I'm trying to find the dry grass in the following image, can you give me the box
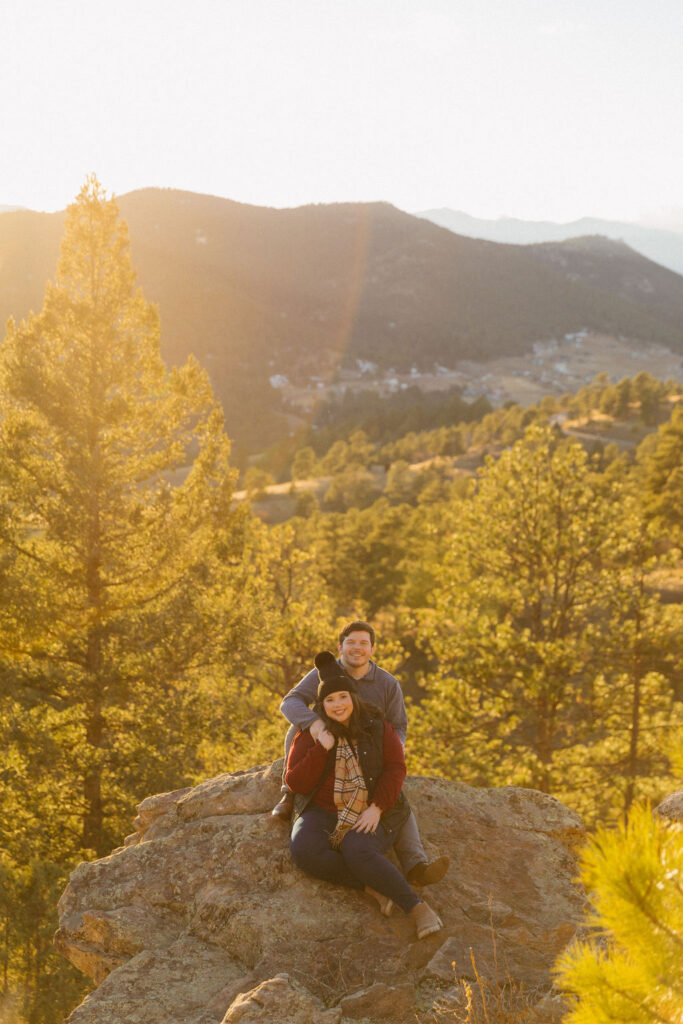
[426,949,546,1024]
[420,912,551,1024]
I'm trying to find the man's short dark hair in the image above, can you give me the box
[338,620,375,646]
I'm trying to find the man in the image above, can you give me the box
[272,620,449,887]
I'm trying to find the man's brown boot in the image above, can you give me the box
[406,855,450,887]
[271,791,294,821]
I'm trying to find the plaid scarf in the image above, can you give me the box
[329,736,368,849]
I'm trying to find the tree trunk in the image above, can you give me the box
[82,467,105,853]
[82,696,104,854]
[2,918,8,996]
[536,693,554,793]
[623,572,645,818]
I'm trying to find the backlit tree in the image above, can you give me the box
[0,177,247,857]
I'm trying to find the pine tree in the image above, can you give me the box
[556,802,683,1024]
[0,177,251,853]
[637,403,683,546]
[554,524,682,823]
[409,425,681,812]
[291,445,317,481]
[0,177,255,1019]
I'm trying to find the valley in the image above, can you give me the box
[274,332,683,417]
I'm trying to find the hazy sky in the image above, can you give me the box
[3,0,682,225]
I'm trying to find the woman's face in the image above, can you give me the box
[323,690,354,725]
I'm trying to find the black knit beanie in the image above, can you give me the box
[314,651,358,701]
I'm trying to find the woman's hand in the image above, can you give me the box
[352,803,381,833]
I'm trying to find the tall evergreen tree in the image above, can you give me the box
[0,176,249,854]
[0,177,255,1021]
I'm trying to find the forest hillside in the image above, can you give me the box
[2,188,683,454]
[0,183,681,1024]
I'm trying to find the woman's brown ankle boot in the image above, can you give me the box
[364,886,394,917]
[409,900,443,939]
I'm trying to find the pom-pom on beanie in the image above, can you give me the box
[314,650,358,701]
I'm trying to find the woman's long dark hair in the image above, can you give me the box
[313,691,384,741]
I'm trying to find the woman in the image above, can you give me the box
[286,650,442,940]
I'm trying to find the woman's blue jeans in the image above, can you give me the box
[290,805,421,914]
[282,723,427,875]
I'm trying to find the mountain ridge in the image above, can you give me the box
[2,188,682,452]
[417,207,683,276]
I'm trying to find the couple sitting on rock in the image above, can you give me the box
[271,620,448,940]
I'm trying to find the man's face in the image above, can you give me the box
[338,630,374,673]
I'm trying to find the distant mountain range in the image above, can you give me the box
[1,189,683,452]
[417,209,683,277]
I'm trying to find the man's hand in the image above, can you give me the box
[310,719,335,750]
[309,719,325,741]
[352,804,381,834]
[317,728,335,750]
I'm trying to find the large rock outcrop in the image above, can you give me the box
[56,762,588,1023]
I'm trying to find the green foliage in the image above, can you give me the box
[412,426,620,789]
[379,423,468,466]
[469,402,542,448]
[0,854,87,1024]
[0,178,253,1021]
[317,429,377,478]
[636,402,683,545]
[293,488,320,518]
[293,386,490,460]
[0,183,679,1024]
[191,518,340,775]
[295,373,676,513]
[323,468,381,511]
[384,460,415,503]
[243,465,275,500]
[319,439,351,475]
[556,668,682,824]
[0,699,92,1020]
[409,425,681,818]
[556,803,683,1024]
[291,445,317,481]
[0,175,246,852]
[569,371,677,426]
[308,499,427,618]
[240,519,337,698]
